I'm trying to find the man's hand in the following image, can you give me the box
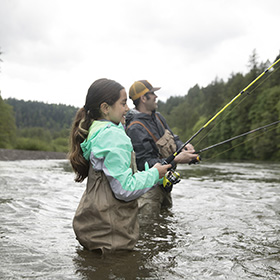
[174,149,198,164]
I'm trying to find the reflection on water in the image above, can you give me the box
[0,160,279,279]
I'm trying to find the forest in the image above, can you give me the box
[0,51,279,161]
[0,98,77,153]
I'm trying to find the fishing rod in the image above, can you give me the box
[197,120,280,154]
[163,58,280,165]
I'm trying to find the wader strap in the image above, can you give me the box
[155,114,166,129]
[126,121,158,142]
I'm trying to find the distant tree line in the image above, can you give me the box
[5,98,77,131]
[0,98,78,152]
[0,50,279,160]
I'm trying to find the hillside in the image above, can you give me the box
[5,98,78,131]
[0,98,78,152]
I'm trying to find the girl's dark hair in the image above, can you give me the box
[68,78,124,182]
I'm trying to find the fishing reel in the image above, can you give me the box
[163,169,181,192]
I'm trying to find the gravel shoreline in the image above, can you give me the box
[0,149,68,161]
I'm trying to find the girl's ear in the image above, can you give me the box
[100,102,109,116]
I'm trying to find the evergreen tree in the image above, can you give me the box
[0,94,17,148]
[5,98,77,131]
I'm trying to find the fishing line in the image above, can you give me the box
[200,122,280,162]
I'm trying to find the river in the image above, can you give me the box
[0,160,279,279]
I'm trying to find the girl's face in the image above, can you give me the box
[107,89,129,125]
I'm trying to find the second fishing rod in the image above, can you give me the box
[197,120,280,154]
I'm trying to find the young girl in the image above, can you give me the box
[69,78,171,254]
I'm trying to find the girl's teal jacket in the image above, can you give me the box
[81,120,160,202]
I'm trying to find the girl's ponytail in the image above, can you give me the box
[68,108,92,182]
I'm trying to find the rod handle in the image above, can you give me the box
[163,153,176,165]
[189,155,201,165]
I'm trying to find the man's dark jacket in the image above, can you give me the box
[125,109,183,171]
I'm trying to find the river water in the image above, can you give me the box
[0,159,279,279]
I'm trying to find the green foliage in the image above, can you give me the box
[51,137,69,153]
[14,133,69,153]
[5,98,77,131]
[14,127,70,153]
[18,127,52,142]
[15,137,51,151]
[0,94,17,148]
[247,86,280,160]
[0,99,77,153]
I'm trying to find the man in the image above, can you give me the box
[125,80,198,216]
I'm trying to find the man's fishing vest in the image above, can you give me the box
[127,114,177,159]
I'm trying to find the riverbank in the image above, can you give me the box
[0,149,68,161]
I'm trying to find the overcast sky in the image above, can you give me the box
[0,0,279,108]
